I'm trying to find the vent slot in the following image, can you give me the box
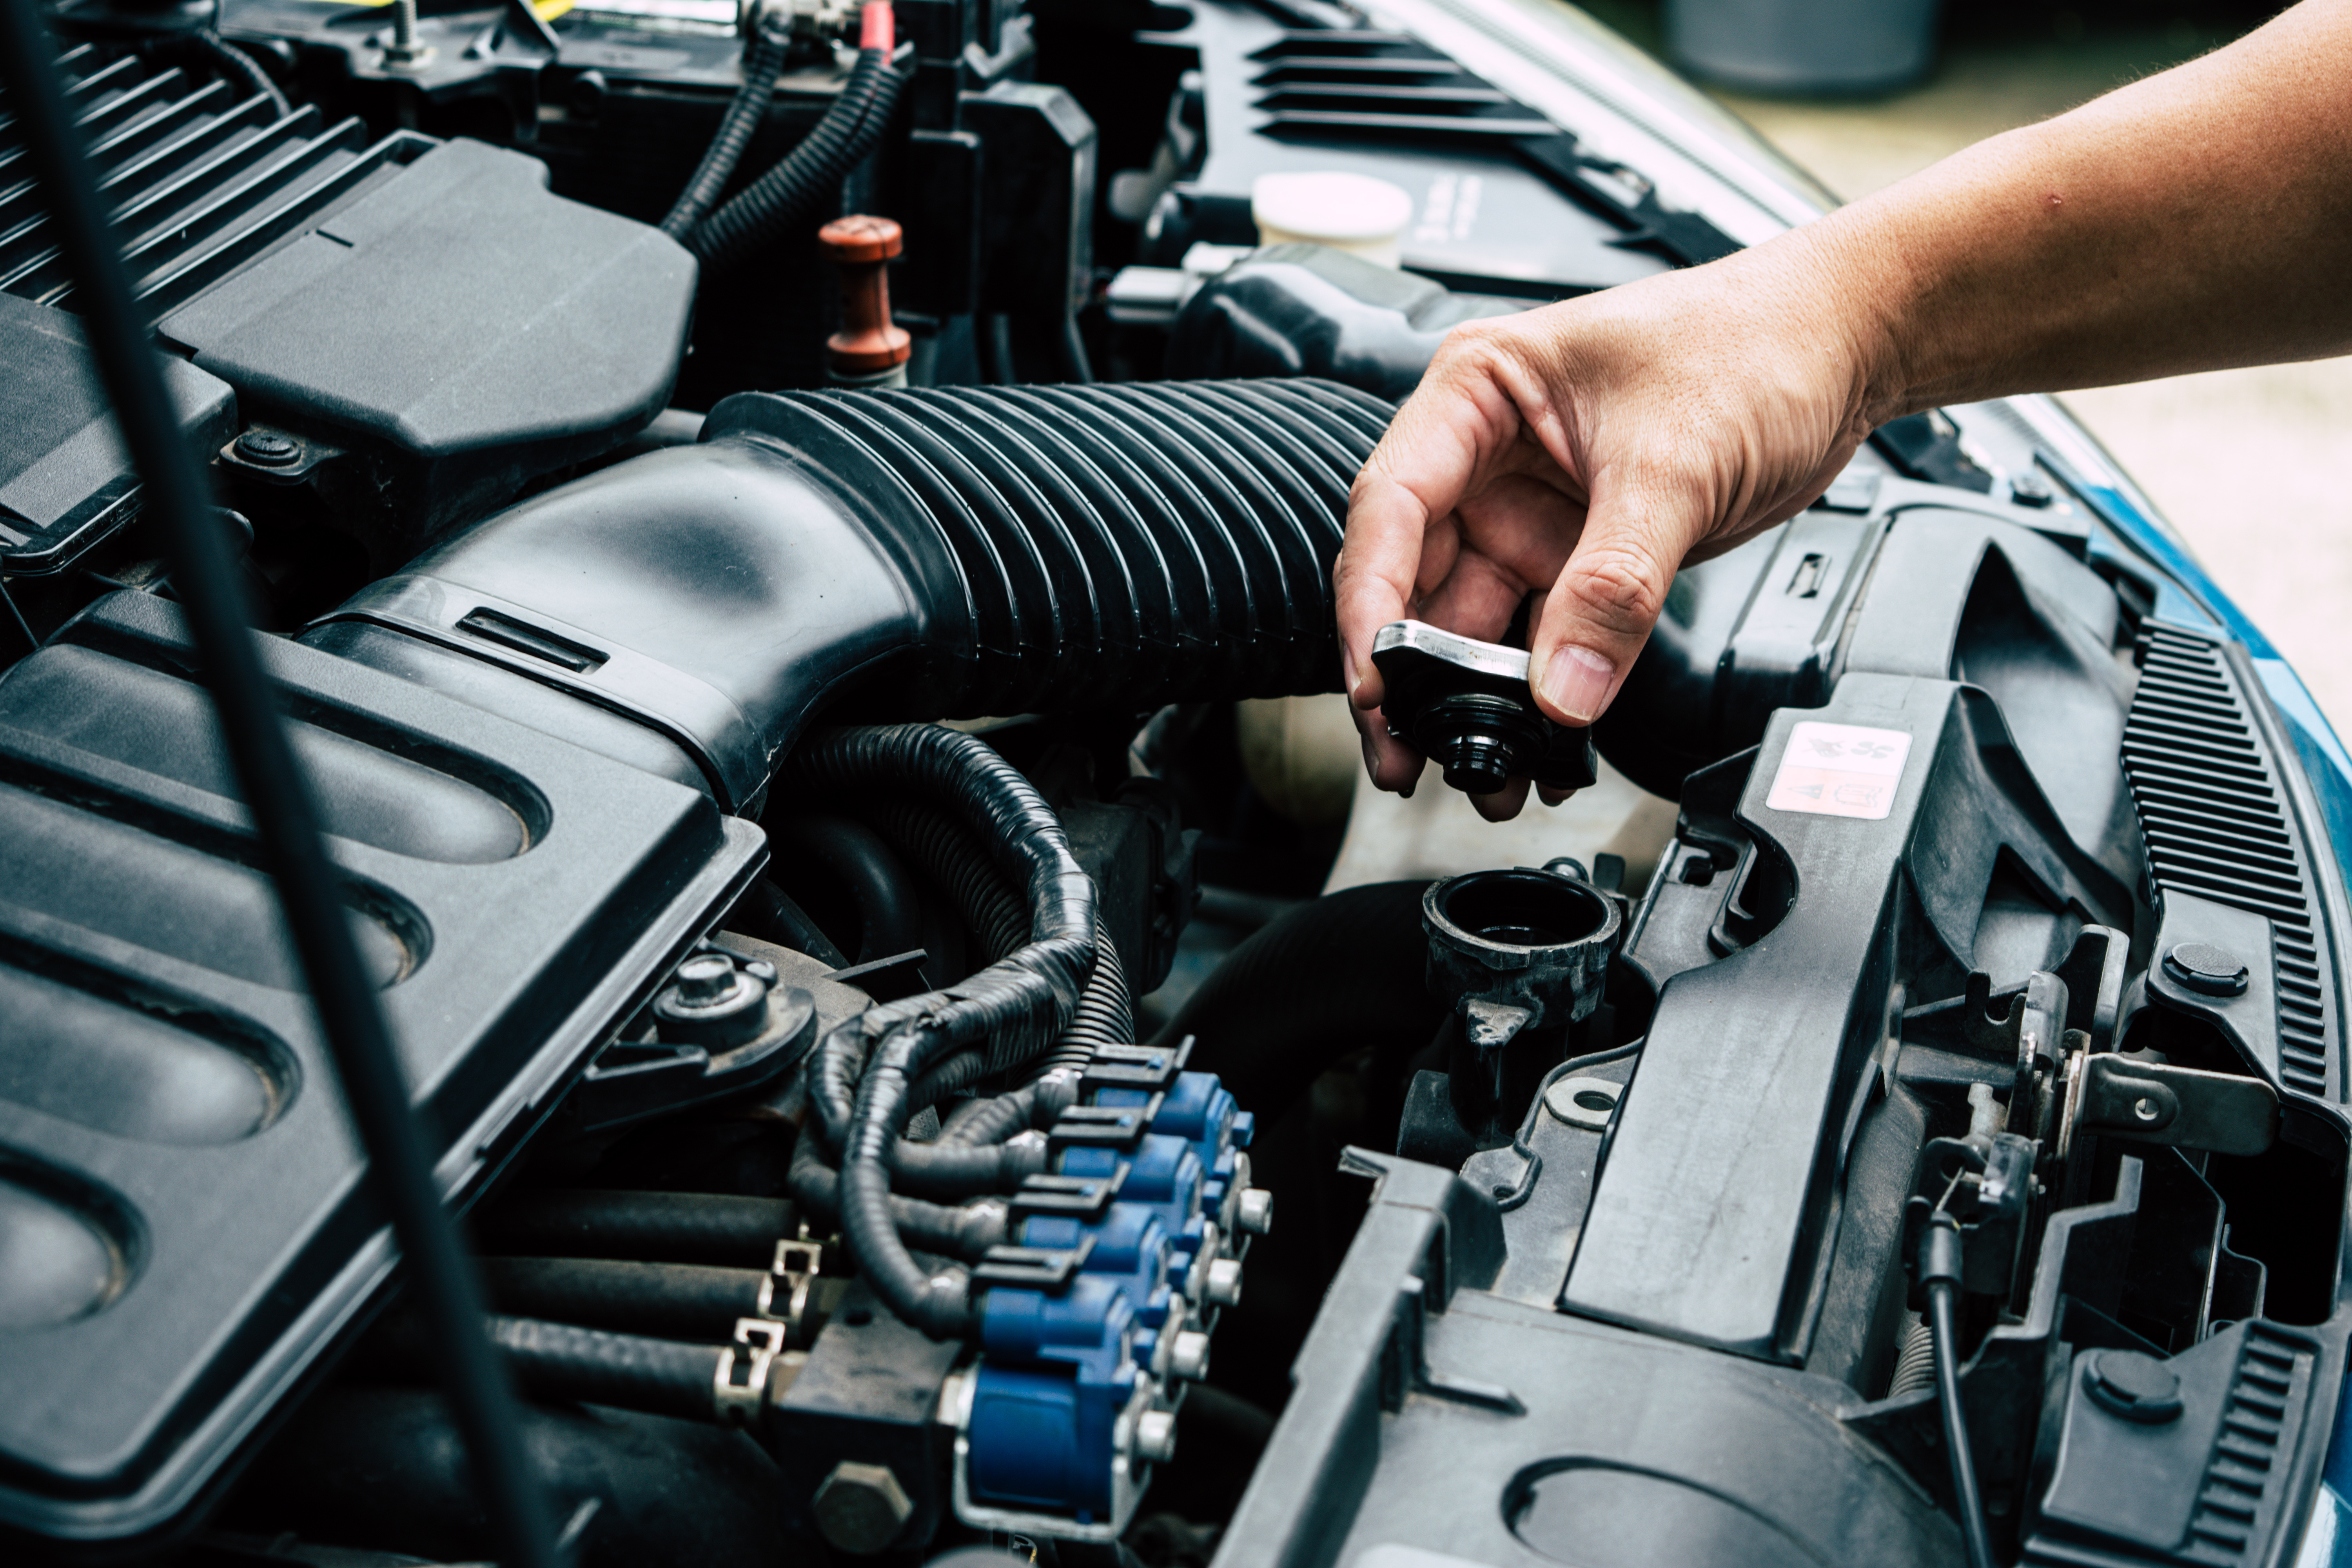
[2122,624,2335,1096]
[1248,30,1552,141]
[0,43,399,318]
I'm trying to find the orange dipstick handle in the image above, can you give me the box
[820,214,913,378]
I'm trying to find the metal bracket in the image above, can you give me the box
[2067,1054,2279,1157]
[714,1317,787,1426]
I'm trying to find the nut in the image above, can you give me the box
[1134,1408,1178,1463]
[1201,1256,1243,1307]
[1168,1329,1212,1380]
[811,1461,914,1554]
[1235,1187,1274,1235]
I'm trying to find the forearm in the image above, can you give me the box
[1789,0,2352,421]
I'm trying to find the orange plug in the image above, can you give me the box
[820,213,913,382]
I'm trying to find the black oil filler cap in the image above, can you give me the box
[1371,619,1598,795]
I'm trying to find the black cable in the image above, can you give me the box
[193,30,290,118]
[1920,1213,1996,1568]
[661,28,786,241]
[0,11,561,1568]
[1058,312,1096,384]
[687,47,904,272]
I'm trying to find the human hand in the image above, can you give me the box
[1334,234,1891,820]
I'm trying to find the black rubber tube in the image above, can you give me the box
[0,13,561,1568]
[480,1258,769,1344]
[474,1190,799,1270]
[486,1316,725,1425]
[1923,1216,1996,1568]
[192,31,291,118]
[661,28,785,240]
[869,802,1029,963]
[772,813,926,965]
[1031,930,1130,1080]
[1152,881,1443,1122]
[688,47,904,272]
[726,877,851,967]
[787,1130,1009,1261]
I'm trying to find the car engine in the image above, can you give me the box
[2,2,2348,1566]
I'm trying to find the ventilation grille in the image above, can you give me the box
[2018,1326,2315,1568]
[2121,624,2334,1097]
[0,42,414,318]
[1248,31,1551,140]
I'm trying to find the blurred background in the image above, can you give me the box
[1576,0,2352,727]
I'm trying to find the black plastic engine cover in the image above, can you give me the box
[0,592,762,1544]
[0,294,236,577]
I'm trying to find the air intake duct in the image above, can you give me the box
[306,379,1393,810]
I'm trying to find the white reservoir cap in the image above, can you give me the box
[1251,171,1415,268]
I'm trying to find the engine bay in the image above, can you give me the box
[2,2,2348,1566]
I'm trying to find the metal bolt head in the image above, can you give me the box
[811,1461,913,1554]
[234,429,302,467]
[1134,1408,1178,1464]
[1235,1187,1274,1236]
[672,952,739,1005]
[1201,1256,1243,1307]
[1168,1328,1212,1380]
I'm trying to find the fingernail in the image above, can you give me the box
[1539,644,1616,725]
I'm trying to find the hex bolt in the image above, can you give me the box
[384,0,431,67]
[671,953,739,1006]
[1201,1256,1244,1307]
[1134,1408,1178,1464]
[811,1461,914,1555]
[234,429,301,468]
[1168,1328,1212,1380]
[1235,1187,1274,1236]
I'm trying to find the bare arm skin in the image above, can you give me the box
[1334,0,2352,819]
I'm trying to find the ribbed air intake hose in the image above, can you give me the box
[310,379,1392,815]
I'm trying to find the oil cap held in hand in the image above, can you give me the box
[1371,620,1598,796]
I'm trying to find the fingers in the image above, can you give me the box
[1353,702,1427,794]
[1469,776,1531,823]
[1526,466,1708,728]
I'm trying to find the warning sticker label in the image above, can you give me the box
[1765,721,1913,821]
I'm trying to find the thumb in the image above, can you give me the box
[1527,483,1703,728]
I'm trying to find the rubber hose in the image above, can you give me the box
[840,1023,973,1336]
[485,1316,725,1424]
[661,29,786,240]
[1031,929,1129,1080]
[688,47,904,272]
[1152,881,1442,1121]
[193,31,289,117]
[473,1191,797,1270]
[788,1129,1007,1261]
[726,877,850,967]
[745,378,1391,718]
[1058,313,1095,384]
[224,1385,786,1568]
[787,724,1097,1098]
[771,813,926,965]
[868,802,1028,963]
[479,1258,768,1344]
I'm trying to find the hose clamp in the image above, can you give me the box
[714,1317,787,1426]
